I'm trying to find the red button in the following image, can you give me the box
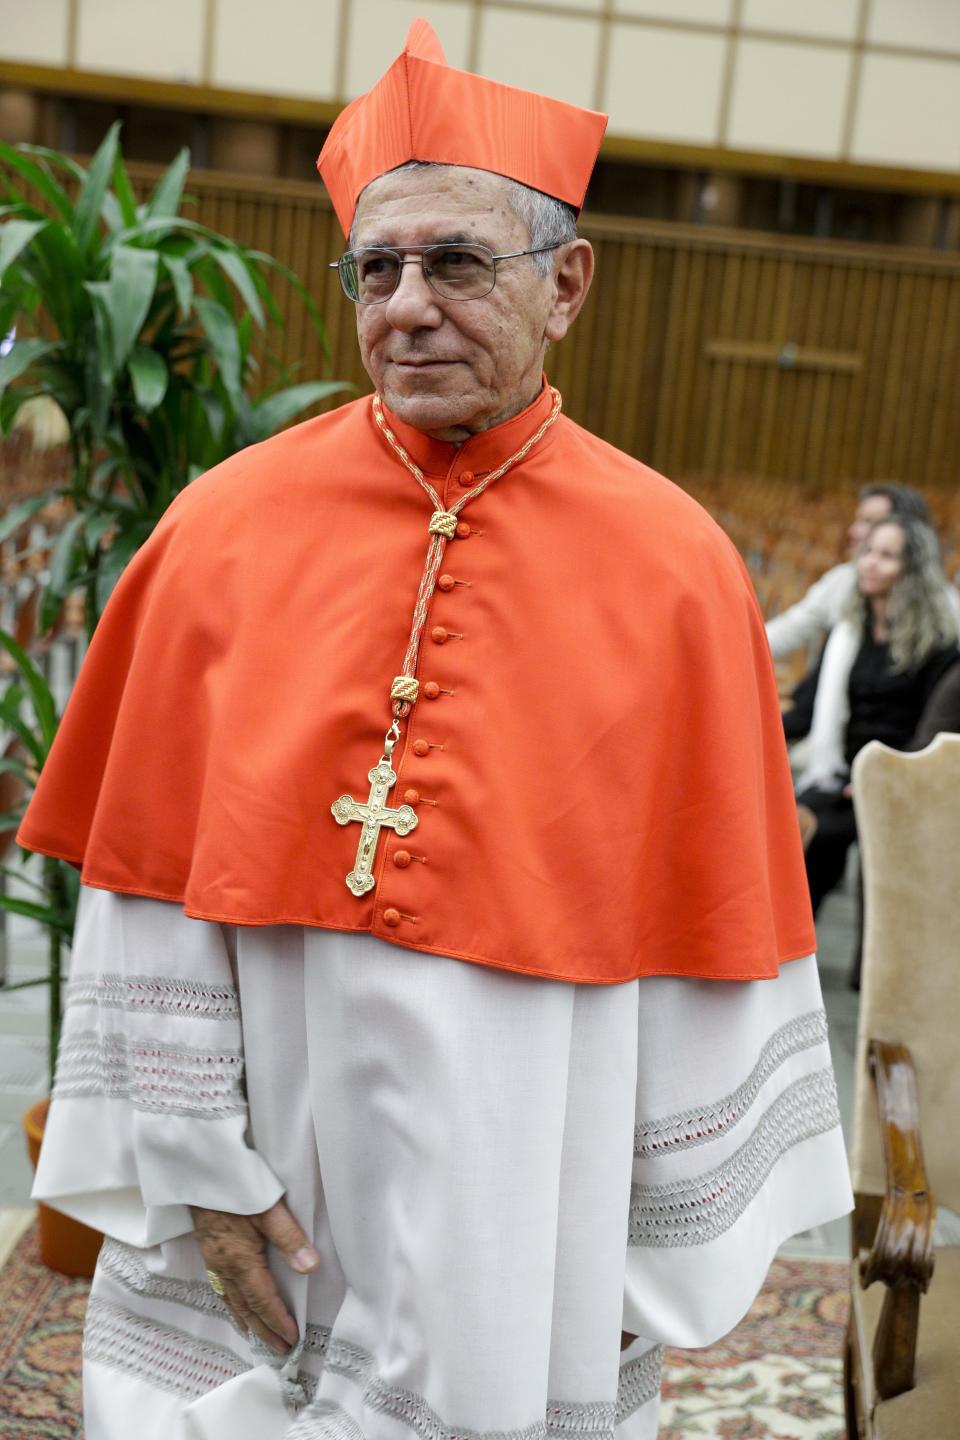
[458,470,475,488]
[403,788,420,806]
[383,907,401,927]
[393,851,412,869]
[423,681,441,699]
[455,521,471,540]
[437,574,456,592]
[413,739,430,756]
[431,626,448,645]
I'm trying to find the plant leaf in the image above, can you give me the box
[0,697,45,766]
[251,250,330,357]
[0,338,62,409]
[82,311,112,438]
[0,893,73,933]
[244,257,283,327]
[106,244,159,369]
[0,862,47,894]
[82,511,116,547]
[74,121,120,255]
[192,250,235,315]
[128,345,168,411]
[192,383,225,451]
[112,152,139,228]
[251,381,353,441]
[100,191,125,234]
[0,492,53,544]
[194,297,242,408]
[11,222,83,341]
[95,521,152,612]
[0,629,59,749]
[83,281,117,395]
[0,217,49,281]
[18,144,86,185]
[0,141,74,222]
[0,756,32,782]
[161,253,192,319]
[209,246,265,328]
[144,148,190,220]
[46,511,87,599]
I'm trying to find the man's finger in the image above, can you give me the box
[216,1282,255,1341]
[233,1264,300,1347]
[222,1280,293,1354]
[249,1291,301,1348]
[255,1199,320,1274]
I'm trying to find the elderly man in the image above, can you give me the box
[23,22,851,1440]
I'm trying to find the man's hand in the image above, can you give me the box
[191,1199,320,1354]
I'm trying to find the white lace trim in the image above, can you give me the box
[322,1336,617,1440]
[84,1296,247,1399]
[53,1030,247,1117]
[634,1009,829,1158]
[629,1066,841,1248]
[98,1239,331,1359]
[98,1238,231,1322]
[615,1345,663,1423]
[68,973,240,1020]
[85,1280,627,1438]
[287,1402,367,1440]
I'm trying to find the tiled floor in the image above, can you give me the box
[0,880,861,1259]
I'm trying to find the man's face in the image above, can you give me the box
[350,166,578,440]
[848,493,892,552]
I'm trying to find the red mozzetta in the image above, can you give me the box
[19,385,815,984]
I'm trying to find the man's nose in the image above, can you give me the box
[383,260,443,330]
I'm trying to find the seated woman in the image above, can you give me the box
[793,514,959,919]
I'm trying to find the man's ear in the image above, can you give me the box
[544,240,594,345]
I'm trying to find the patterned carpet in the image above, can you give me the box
[660,1257,850,1439]
[0,1230,848,1439]
[0,1227,85,1439]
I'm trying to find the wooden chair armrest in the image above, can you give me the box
[859,1039,936,1400]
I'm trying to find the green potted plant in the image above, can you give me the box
[0,124,349,1272]
[0,639,88,1273]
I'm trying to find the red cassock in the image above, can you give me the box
[19,384,815,984]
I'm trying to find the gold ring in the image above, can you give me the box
[206,1268,226,1296]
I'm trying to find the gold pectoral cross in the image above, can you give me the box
[331,726,418,896]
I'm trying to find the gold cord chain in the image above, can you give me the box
[372,388,562,720]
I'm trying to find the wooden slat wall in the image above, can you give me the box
[128,165,960,490]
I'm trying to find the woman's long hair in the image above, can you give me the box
[847,515,958,671]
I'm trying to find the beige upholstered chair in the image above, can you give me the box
[844,736,960,1438]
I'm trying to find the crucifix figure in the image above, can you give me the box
[331,740,419,896]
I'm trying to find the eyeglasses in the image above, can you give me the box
[329,242,563,304]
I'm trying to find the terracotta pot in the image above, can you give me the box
[22,1098,103,1278]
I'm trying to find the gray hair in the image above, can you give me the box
[845,515,958,672]
[351,161,577,276]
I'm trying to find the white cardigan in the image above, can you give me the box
[795,618,862,793]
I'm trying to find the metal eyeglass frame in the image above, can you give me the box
[329,242,563,304]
